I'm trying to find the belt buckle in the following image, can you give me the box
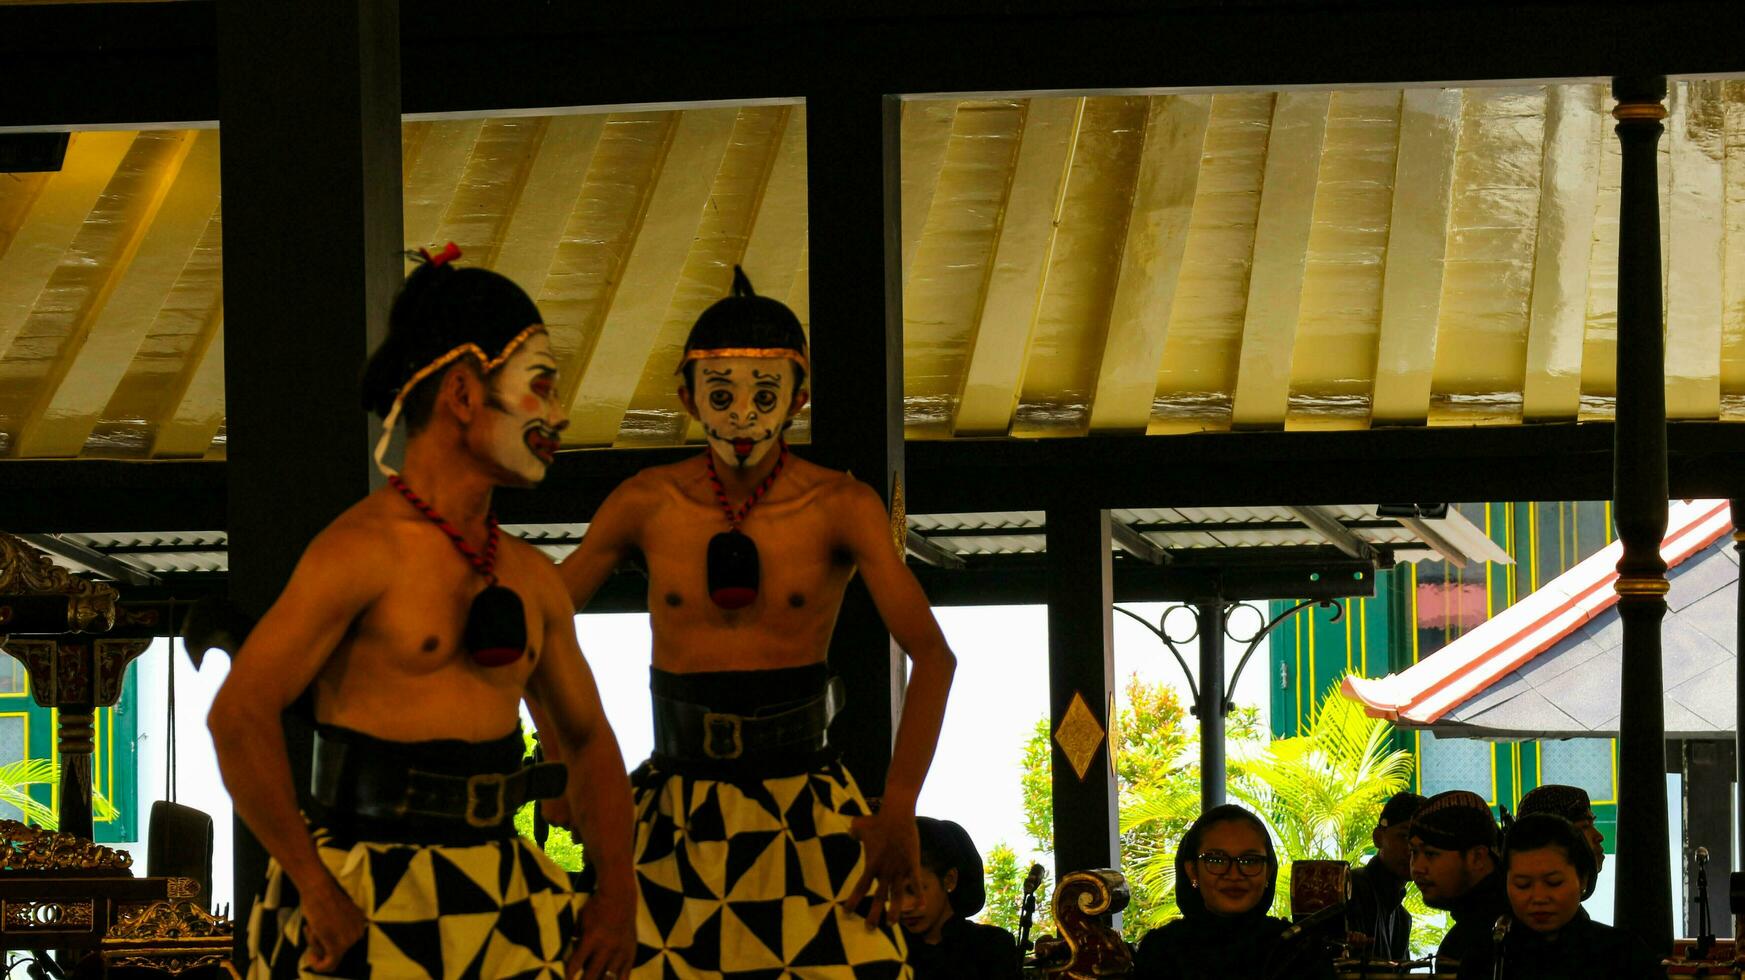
[465,773,508,827]
[702,712,744,760]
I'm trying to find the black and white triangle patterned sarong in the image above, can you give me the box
[629,757,911,979]
[247,826,586,979]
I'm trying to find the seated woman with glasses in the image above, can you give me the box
[1454,814,1662,980]
[1133,804,1334,980]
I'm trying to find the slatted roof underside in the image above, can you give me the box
[39,504,1507,577]
[3,80,1745,460]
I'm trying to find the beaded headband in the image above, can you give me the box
[372,322,547,478]
[678,347,810,374]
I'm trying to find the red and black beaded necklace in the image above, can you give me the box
[389,474,526,667]
[703,441,788,609]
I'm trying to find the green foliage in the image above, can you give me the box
[1014,681,1449,954]
[517,729,585,872]
[0,758,119,830]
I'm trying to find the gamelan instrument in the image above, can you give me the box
[1286,860,1449,979]
[1025,869,1133,979]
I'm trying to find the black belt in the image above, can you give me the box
[653,676,844,762]
[311,729,567,834]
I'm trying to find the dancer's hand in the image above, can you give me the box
[570,882,635,980]
[848,806,921,929]
[300,877,366,973]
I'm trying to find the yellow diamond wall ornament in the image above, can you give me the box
[1054,691,1107,782]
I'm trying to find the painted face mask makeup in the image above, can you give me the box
[690,356,796,471]
[479,332,565,485]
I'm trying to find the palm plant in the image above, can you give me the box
[1224,692,1415,916]
[0,758,119,830]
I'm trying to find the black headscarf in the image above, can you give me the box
[916,817,987,918]
[1174,804,1279,919]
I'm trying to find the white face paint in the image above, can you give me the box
[477,332,565,485]
[687,356,799,470]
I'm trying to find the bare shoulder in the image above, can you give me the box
[605,460,690,511]
[303,493,403,572]
[791,458,883,514]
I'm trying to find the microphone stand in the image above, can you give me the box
[1018,864,1044,953]
[1695,847,1714,960]
[1490,915,1510,980]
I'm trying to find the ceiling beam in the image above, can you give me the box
[1397,515,1469,569]
[15,533,161,587]
[10,422,1745,532]
[1284,505,1378,562]
[10,4,1745,131]
[1109,519,1171,565]
[904,530,966,569]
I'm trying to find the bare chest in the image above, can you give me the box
[637,494,855,622]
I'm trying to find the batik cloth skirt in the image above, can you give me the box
[629,756,910,980]
[247,824,586,979]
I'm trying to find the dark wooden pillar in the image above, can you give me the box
[1683,740,1734,938]
[807,91,905,798]
[1045,507,1120,879]
[217,0,401,957]
[1610,74,1673,956]
[1196,600,1227,811]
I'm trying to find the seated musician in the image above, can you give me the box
[1133,804,1334,980]
[1455,814,1662,980]
[899,817,1021,979]
[1516,784,1605,900]
[1411,790,1508,972]
[1348,791,1425,960]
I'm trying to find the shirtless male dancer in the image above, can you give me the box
[210,247,635,980]
[558,269,956,978]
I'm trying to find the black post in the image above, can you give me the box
[1045,507,1120,879]
[808,90,906,798]
[217,0,401,960]
[1197,600,1227,811]
[1610,74,1673,956]
[1683,740,1735,938]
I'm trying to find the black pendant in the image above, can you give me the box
[465,584,527,667]
[707,529,759,609]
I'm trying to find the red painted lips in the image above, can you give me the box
[524,426,561,464]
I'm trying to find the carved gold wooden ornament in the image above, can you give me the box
[1053,692,1107,782]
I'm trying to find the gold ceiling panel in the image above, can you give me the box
[905,98,1028,438]
[1286,88,1402,430]
[1229,91,1329,429]
[951,97,1079,438]
[1011,96,1149,437]
[5,81,1745,462]
[1149,92,1274,434]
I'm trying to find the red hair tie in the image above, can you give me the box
[417,241,462,267]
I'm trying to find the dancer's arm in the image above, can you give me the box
[208,523,383,969]
[834,478,957,926]
[557,475,647,610]
[527,568,635,980]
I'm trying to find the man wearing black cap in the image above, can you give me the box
[211,248,635,980]
[1409,789,1507,971]
[1518,784,1606,900]
[1348,791,1425,960]
[560,269,956,977]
